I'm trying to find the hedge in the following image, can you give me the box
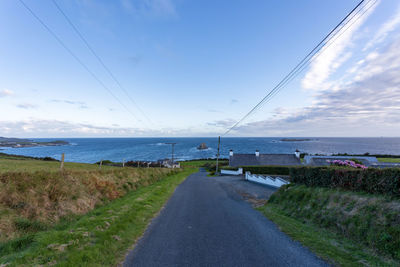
[290,166,400,197]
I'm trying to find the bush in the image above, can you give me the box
[290,166,400,197]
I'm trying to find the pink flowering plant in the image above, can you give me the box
[329,159,368,169]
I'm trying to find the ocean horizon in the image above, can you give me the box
[1,137,400,164]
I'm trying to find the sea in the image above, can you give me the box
[1,137,400,163]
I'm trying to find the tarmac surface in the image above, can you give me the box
[124,169,328,267]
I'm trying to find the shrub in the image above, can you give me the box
[329,159,367,169]
[290,166,400,197]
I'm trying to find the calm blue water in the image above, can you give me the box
[1,137,400,163]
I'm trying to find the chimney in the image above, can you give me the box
[229,150,233,157]
[295,149,300,159]
[255,150,260,157]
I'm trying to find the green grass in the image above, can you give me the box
[258,205,396,266]
[179,159,217,168]
[0,158,117,173]
[0,167,197,266]
[258,184,400,266]
[378,158,400,163]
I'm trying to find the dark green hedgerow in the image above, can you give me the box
[290,166,400,197]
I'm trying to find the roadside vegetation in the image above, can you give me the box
[179,159,228,175]
[0,154,197,265]
[259,183,400,266]
[0,167,196,266]
[179,159,227,168]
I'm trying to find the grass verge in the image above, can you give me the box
[257,184,400,266]
[0,167,197,266]
[258,205,396,266]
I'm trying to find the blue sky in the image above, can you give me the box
[1,0,399,137]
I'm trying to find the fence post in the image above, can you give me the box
[122,159,125,168]
[60,153,65,170]
[99,160,102,170]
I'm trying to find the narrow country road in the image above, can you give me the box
[124,169,328,267]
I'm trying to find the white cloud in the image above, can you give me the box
[50,99,89,109]
[120,0,176,17]
[363,3,400,51]
[16,103,38,109]
[301,0,378,91]
[229,37,400,137]
[0,89,13,97]
[207,119,236,128]
[0,119,220,138]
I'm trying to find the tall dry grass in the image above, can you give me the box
[0,167,177,241]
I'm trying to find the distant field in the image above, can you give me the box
[179,160,216,168]
[377,157,400,163]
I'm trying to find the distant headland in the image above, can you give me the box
[0,137,69,148]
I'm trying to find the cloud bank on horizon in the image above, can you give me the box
[225,0,400,137]
[1,0,400,137]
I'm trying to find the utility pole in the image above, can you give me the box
[216,136,220,175]
[60,153,65,171]
[165,143,176,168]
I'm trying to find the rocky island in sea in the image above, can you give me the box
[197,143,208,150]
[0,137,69,148]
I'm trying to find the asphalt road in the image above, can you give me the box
[124,169,328,267]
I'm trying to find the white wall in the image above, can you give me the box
[221,168,243,175]
[245,172,289,188]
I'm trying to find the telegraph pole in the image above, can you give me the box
[215,136,220,175]
[165,142,176,168]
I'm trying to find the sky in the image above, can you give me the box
[1,0,400,137]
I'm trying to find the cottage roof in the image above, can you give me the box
[229,153,301,167]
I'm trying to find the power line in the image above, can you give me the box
[18,0,141,124]
[51,0,152,124]
[238,0,377,122]
[223,0,374,136]
[256,0,378,112]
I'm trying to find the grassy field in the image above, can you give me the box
[258,184,400,266]
[0,158,118,173]
[179,159,218,168]
[378,157,400,163]
[180,159,229,176]
[0,167,197,266]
